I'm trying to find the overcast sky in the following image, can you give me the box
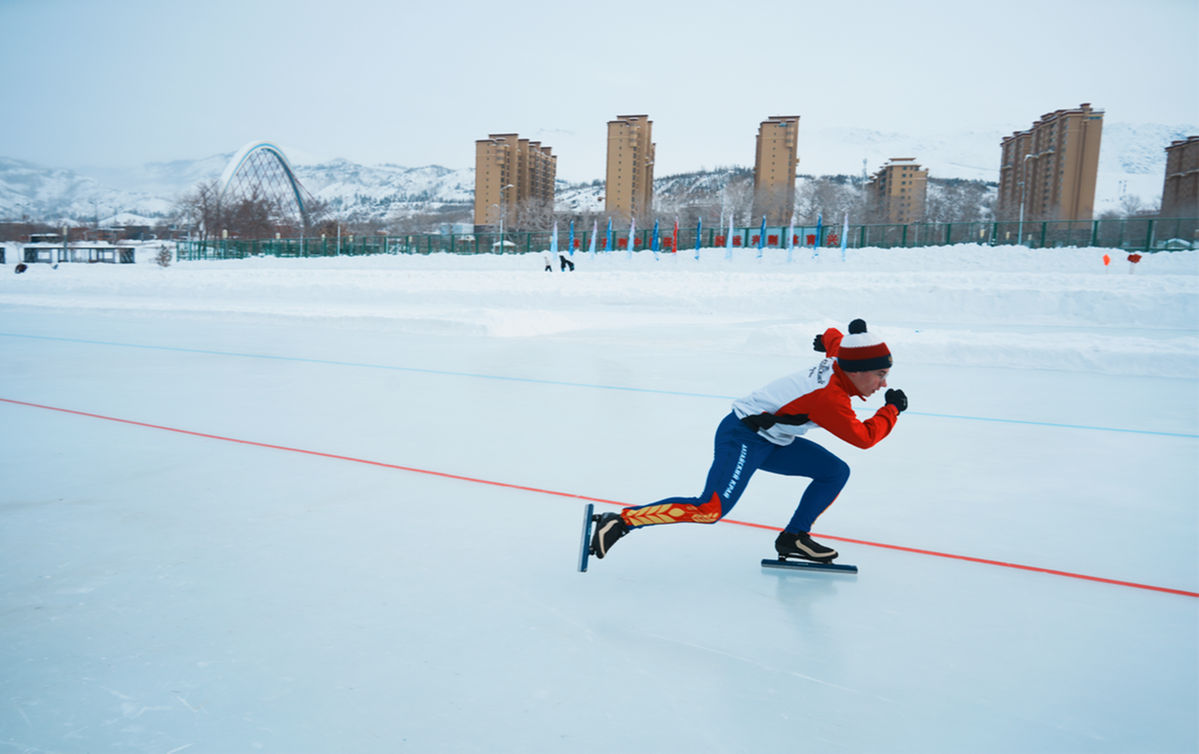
[2,0,1196,182]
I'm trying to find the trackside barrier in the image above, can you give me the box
[174,217,1198,261]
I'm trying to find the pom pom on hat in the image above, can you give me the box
[837,321,892,372]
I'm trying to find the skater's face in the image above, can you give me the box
[847,368,889,398]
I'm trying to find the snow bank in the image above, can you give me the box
[2,244,1196,377]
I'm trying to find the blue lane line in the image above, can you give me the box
[905,412,1196,438]
[4,332,1197,439]
[0,332,726,399]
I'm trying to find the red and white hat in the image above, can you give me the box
[838,330,892,372]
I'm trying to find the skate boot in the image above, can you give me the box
[775,530,837,562]
[591,512,629,559]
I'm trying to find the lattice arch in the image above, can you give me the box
[217,141,312,229]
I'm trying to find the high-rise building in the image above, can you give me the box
[473,134,556,228]
[866,158,928,224]
[997,103,1104,223]
[1161,136,1199,218]
[752,116,800,225]
[604,115,655,220]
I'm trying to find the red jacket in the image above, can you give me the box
[730,327,898,448]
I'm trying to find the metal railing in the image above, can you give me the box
[174,217,1198,261]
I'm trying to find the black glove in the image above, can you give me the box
[848,318,867,334]
[885,389,908,413]
[812,333,825,352]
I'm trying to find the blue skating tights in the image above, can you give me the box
[621,412,850,533]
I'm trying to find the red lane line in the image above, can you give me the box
[5,397,1197,599]
[0,399,621,504]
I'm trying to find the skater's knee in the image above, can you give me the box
[829,457,850,484]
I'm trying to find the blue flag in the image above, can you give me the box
[605,218,612,252]
[757,215,766,258]
[813,212,823,260]
[695,217,702,260]
[651,219,660,259]
[841,212,849,262]
[787,217,795,262]
[568,220,575,257]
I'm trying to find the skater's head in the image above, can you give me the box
[837,321,892,398]
[837,331,891,373]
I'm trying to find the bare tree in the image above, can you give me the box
[794,177,865,225]
[721,175,756,226]
[1119,193,1144,217]
[223,186,282,239]
[301,196,333,236]
[173,179,222,242]
[923,179,995,223]
[385,203,473,235]
[752,184,796,226]
[506,196,555,232]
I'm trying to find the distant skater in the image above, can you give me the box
[559,254,575,272]
[591,319,908,563]
[544,253,553,272]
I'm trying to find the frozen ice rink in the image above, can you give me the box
[2,246,1197,753]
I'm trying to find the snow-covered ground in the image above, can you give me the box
[2,245,1197,753]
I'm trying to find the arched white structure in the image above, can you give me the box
[218,140,310,223]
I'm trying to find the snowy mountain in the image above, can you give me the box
[295,160,475,218]
[1,122,1192,225]
[0,156,176,226]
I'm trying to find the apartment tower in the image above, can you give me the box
[1161,136,1199,218]
[605,115,655,220]
[752,116,800,225]
[473,134,556,228]
[997,103,1104,223]
[866,158,928,224]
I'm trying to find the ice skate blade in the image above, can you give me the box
[577,503,595,573]
[761,557,858,574]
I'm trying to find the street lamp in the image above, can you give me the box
[496,184,514,253]
[1018,152,1034,245]
[1018,150,1054,246]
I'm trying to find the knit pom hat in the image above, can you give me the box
[837,323,892,372]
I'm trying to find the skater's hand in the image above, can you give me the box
[885,389,908,413]
[813,333,825,352]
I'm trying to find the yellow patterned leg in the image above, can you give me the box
[621,492,724,528]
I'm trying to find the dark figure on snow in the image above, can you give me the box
[560,254,575,272]
[592,319,908,563]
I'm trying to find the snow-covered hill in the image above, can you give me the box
[1,122,1192,225]
[0,157,175,226]
[296,160,475,216]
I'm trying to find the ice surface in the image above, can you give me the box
[1,245,1196,752]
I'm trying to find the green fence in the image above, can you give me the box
[175,217,1198,261]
